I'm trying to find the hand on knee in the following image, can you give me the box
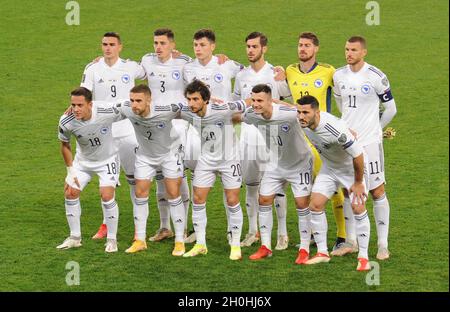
[64,186,80,200]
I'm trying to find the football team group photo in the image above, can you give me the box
[1,0,447,293]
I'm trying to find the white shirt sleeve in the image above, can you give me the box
[80,63,94,91]
[332,75,342,112]
[232,77,242,100]
[276,79,292,100]
[134,61,147,80]
[58,116,72,142]
[227,60,244,78]
[379,99,397,128]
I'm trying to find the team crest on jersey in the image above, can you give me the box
[361,84,371,94]
[172,70,181,80]
[100,127,109,134]
[214,73,224,83]
[121,74,131,84]
[228,102,237,110]
[281,123,290,132]
[215,120,225,128]
[314,79,323,88]
[157,122,166,129]
[381,77,389,86]
[338,133,347,143]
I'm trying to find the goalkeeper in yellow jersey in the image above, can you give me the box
[279,32,347,253]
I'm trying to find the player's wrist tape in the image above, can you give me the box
[65,166,77,184]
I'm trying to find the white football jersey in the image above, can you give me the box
[81,57,146,138]
[141,53,191,103]
[183,56,243,101]
[114,99,183,163]
[58,101,121,165]
[180,100,246,167]
[333,62,394,146]
[243,103,312,173]
[233,62,291,100]
[303,112,364,172]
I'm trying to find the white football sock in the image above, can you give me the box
[274,193,287,236]
[258,205,273,250]
[343,197,356,243]
[245,184,259,234]
[180,174,190,231]
[311,211,328,254]
[192,203,207,246]
[65,198,81,238]
[223,191,230,233]
[127,177,137,206]
[354,210,370,259]
[227,203,243,247]
[102,198,119,240]
[134,197,149,241]
[373,193,390,249]
[168,196,185,243]
[101,199,106,225]
[156,178,171,230]
[297,207,311,252]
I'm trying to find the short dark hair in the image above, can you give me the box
[299,32,319,46]
[297,95,319,109]
[130,84,152,97]
[347,36,367,48]
[245,32,268,47]
[103,32,121,44]
[154,28,174,40]
[71,87,92,102]
[184,80,211,102]
[193,29,216,43]
[252,84,272,95]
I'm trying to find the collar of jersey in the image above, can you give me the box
[298,62,318,74]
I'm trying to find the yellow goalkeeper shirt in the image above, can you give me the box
[286,62,335,112]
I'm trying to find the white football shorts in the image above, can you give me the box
[66,155,120,191]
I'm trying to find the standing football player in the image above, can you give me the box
[180,80,246,260]
[242,85,313,262]
[81,32,146,240]
[283,32,347,252]
[333,36,396,260]
[297,95,372,271]
[57,87,122,252]
[183,29,244,243]
[233,32,292,250]
[140,28,192,243]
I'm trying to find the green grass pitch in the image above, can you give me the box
[0,0,448,292]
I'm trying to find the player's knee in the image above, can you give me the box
[64,186,80,200]
[100,191,115,202]
[370,184,385,200]
[258,196,273,206]
[295,197,310,210]
[135,188,149,199]
[165,185,181,200]
[193,193,205,205]
[309,200,325,212]
[226,197,240,207]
